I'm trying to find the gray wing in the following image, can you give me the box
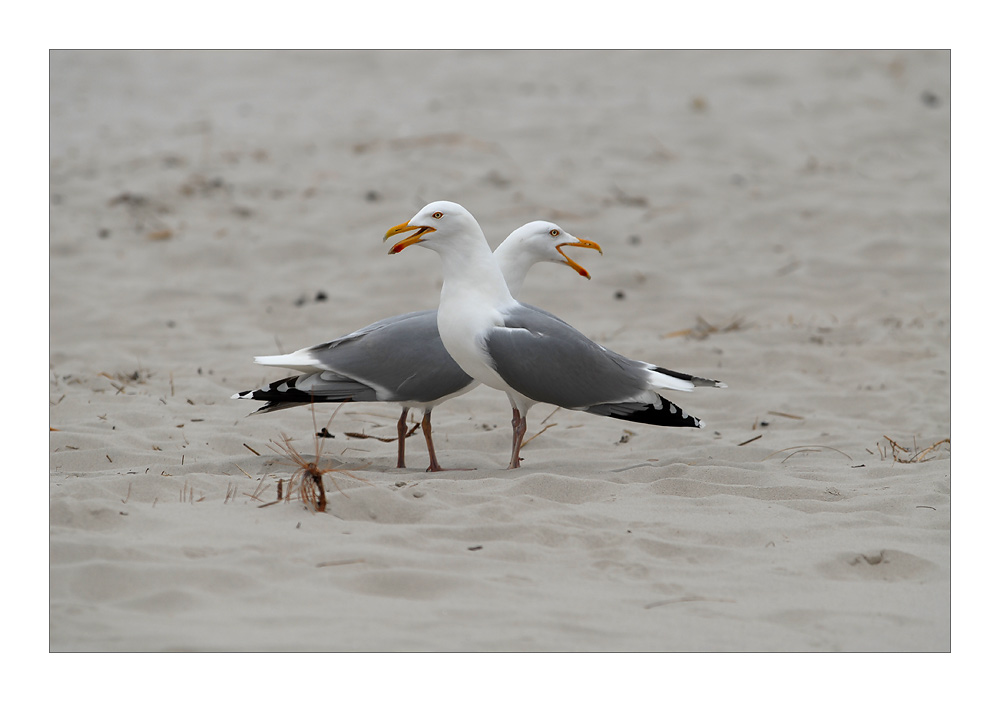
[300,310,473,403]
[248,310,473,406]
[483,305,651,409]
[483,304,709,428]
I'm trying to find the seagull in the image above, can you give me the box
[385,201,725,470]
[233,220,602,471]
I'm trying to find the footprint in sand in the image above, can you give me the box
[818,549,938,582]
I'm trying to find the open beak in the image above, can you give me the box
[385,222,435,254]
[556,238,603,279]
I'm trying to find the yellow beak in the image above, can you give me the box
[385,222,436,254]
[556,238,603,279]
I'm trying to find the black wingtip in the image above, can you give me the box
[232,375,356,414]
[584,396,703,428]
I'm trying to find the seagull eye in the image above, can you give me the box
[432,212,444,219]
[549,229,560,237]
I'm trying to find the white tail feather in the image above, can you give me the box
[254,350,321,373]
[645,368,696,393]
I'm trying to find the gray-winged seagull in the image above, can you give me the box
[233,220,602,471]
[384,201,725,470]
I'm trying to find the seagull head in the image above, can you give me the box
[384,201,480,254]
[501,221,603,279]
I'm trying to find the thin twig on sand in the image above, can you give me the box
[762,445,853,462]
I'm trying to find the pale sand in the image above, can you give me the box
[49,50,949,652]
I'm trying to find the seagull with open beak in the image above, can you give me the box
[234,218,601,472]
[386,200,725,470]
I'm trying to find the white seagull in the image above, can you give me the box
[385,201,726,470]
[233,220,602,471]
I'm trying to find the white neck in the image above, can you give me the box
[436,227,516,311]
[493,240,531,297]
[431,223,519,392]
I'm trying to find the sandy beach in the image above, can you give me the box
[49,50,950,652]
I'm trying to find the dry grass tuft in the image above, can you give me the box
[879,435,950,464]
[266,404,367,513]
[662,315,747,340]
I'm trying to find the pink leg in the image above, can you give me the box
[423,409,474,472]
[422,410,442,472]
[395,408,409,469]
[507,407,527,469]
